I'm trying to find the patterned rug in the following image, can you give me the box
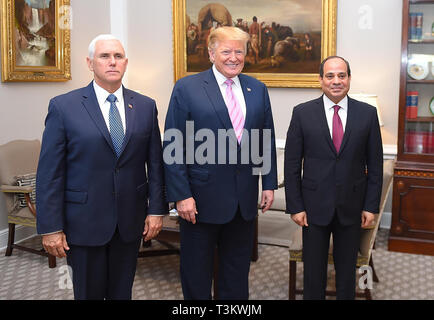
[0,228,433,300]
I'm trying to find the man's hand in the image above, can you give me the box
[42,232,69,258]
[143,215,164,241]
[260,190,274,213]
[361,210,375,229]
[176,197,198,224]
[291,211,308,227]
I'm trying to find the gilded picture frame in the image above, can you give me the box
[1,0,71,82]
[173,0,337,88]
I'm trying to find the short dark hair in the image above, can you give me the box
[319,56,351,78]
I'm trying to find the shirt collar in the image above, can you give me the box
[323,94,348,111]
[212,64,241,88]
[93,80,123,105]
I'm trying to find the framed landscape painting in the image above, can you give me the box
[1,0,71,82]
[173,0,337,88]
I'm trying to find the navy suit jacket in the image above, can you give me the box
[163,69,277,224]
[284,96,383,226]
[36,82,167,245]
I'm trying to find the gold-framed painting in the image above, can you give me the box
[1,0,71,82]
[173,0,337,88]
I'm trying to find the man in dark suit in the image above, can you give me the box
[36,34,167,300]
[163,26,277,299]
[284,56,383,299]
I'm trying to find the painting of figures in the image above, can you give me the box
[174,0,336,87]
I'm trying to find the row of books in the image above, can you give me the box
[409,12,423,41]
[405,131,434,154]
[406,91,418,119]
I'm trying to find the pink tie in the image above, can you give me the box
[224,79,245,143]
[332,105,344,153]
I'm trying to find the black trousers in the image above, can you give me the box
[302,214,361,300]
[179,208,255,300]
[66,227,142,300]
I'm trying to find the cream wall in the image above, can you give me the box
[0,0,401,245]
[127,0,402,145]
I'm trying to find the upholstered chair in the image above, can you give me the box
[0,140,56,268]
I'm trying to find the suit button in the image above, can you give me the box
[115,168,120,173]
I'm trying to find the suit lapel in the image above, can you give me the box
[81,82,115,152]
[202,69,237,143]
[239,74,253,133]
[339,97,355,155]
[118,87,135,157]
[314,96,337,155]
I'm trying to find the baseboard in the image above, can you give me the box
[0,225,37,252]
[380,211,392,229]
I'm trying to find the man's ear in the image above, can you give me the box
[86,57,93,72]
[208,49,215,63]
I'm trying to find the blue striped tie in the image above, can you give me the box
[107,94,124,157]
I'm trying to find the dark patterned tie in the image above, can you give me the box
[107,94,124,157]
[332,105,343,153]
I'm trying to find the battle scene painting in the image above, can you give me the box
[185,0,322,74]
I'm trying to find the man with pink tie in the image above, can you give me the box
[163,27,277,299]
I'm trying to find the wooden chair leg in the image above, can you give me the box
[5,223,15,256]
[364,287,372,300]
[48,254,56,268]
[369,257,379,283]
[289,260,297,300]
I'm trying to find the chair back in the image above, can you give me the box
[0,140,41,214]
[358,159,395,265]
[0,140,40,185]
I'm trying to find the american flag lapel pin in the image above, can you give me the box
[247,87,252,92]
[128,104,133,109]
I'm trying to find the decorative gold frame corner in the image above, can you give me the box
[173,0,337,88]
[1,0,71,82]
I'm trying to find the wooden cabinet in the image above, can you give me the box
[388,0,434,256]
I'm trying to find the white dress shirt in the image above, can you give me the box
[323,94,348,138]
[93,81,126,134]
[212,65,247,118]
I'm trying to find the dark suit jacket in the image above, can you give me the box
[163,69,277,224]
[284,95,383,226]
[36,82,167,245]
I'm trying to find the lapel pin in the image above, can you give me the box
[128,104,133,109]
[247,87,252,92]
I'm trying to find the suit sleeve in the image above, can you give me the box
[363,109,383,214]
[260,86,278,190]
[146,102,168,215]
[163,82,193,202]
[36,99,66,234]
[284,106,305,214]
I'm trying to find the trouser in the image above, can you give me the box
[302,214,361,300]
[179,208,255,300]
[66,227,142,300]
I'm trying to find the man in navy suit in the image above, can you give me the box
[284,56,383,299]
[163,26,277,299]
[36,34,167,300]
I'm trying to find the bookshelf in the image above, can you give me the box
[388,0,434,256]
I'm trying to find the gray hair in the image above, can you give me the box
[88,34,126,59]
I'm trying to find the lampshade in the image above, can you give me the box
[349,93,384,126]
